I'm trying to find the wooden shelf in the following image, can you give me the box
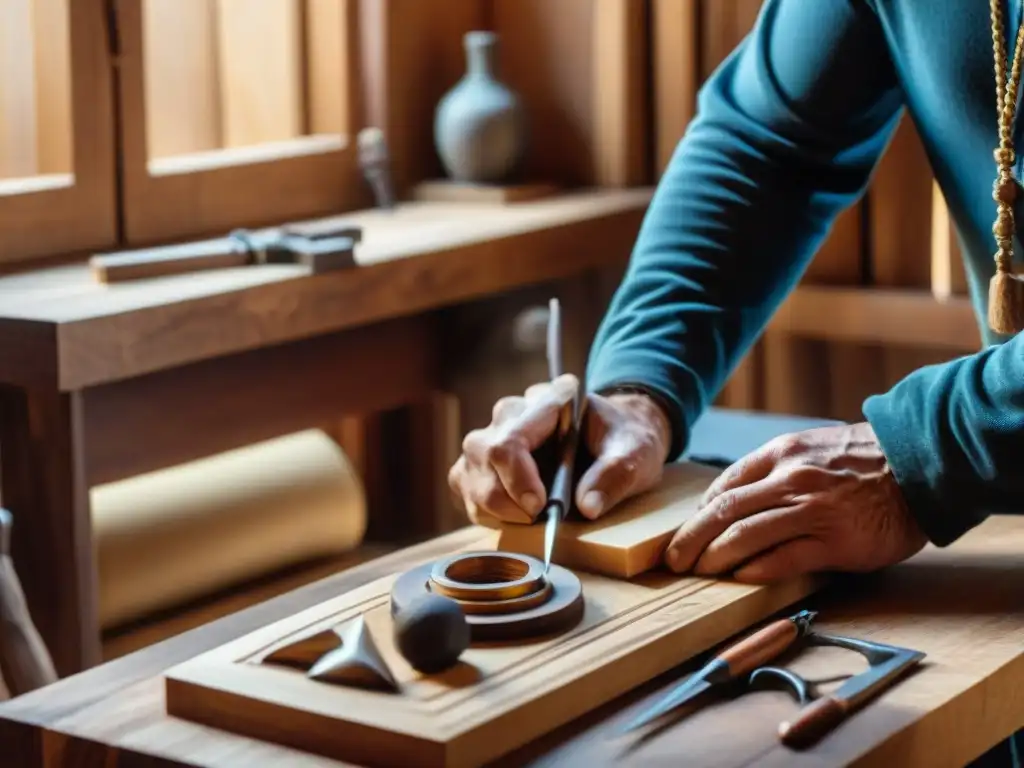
[0,188,652,390]
[767,285,981,352]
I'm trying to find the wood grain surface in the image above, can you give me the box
[0,189,650,390]
[162,515,816,765]
[2,517,1024,766]
[484,461,722,578]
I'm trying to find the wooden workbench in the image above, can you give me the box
[0,188,651,678]
[0,515,1022,767]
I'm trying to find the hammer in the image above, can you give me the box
[0,508,58,696]
[89,225,362,284]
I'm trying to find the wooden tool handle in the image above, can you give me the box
[91,241,250,283]
[778,695,849,748]
[0,509,58,696]
[719,617,801,676]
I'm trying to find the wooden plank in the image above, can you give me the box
[31,0,73,175]
[769,285,980,351]
[492,0,596,185]
[304,0,349,135]
[141,0,222,158]
[163,508,816,766]
[81,316,440,485]
[931,181,968,300]
[484,462,721,577]
[651,0,699,176]
[0,189,650,389]
[215,0,304,146]
[0,0,38,179]
[592,0,650,186]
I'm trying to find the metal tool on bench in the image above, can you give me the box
[755,631,926,748]
[616,609,925,748]
[0,508,58,696]
[540,297,584,572]
[89,224,362,283]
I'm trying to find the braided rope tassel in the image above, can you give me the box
[989,0,1024,333]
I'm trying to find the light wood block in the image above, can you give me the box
[480,461,722,578]
[412,180,560,204]
[163,523,817,767]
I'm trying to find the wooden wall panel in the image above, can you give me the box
[652,0,699,176]
[492,0,596,186]
[141,0,222,158]
[0,0,39,179]
[31,0,73,175]
[215,0,304,147]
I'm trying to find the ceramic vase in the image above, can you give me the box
[434,31,526,184]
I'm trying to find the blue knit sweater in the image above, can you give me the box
[587,0,1024,548]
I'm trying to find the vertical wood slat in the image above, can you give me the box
[215,0,304,147]
[141,0,222,159]
[304,0,349,135]
[592,0,650,187]
[31,0,73,175]
[931,181,968,299]
[0,0,39,179]
[651,0,699,176]
[492,0,596,186]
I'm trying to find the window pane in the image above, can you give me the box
[0,0,74,190]
[142,0,348,173]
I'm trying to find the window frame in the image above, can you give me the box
[113,0,368,247]
[0,0,118,265]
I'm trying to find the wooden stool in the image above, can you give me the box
[0,508,57,697]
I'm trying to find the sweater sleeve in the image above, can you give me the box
[586,0,904,460]
[863,333,1024,546]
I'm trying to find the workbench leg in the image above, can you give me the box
[0,386,100,677]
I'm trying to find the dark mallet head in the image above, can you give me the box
[393,593,470,674]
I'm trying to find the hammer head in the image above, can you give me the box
[258,228,361,274]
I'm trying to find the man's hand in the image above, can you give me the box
[664,422,928,582]
[448,375,672,524]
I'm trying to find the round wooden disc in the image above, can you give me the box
[390,553,584,642]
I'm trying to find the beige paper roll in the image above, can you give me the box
[93,429,366,629]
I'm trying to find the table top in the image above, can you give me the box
[2,516,1023,767]
[0,189,650,390]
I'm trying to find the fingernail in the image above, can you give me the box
[520,492,541,515]
[580,491,605,518]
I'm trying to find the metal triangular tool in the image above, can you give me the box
[307,615,399,692]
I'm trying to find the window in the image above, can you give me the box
[0,0,117,264]
[119,0,362,245]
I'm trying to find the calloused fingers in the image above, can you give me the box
[665,474,786,573]
[691,504,811,576]
[732,537,833,583]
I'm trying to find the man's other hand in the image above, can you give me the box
[664,422,928,582]
[447,375,672,525]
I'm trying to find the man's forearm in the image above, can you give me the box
[586,1,903,460]
[863,332,1024,547]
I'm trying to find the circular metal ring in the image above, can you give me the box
[428,552,544,602]
[438,578,553,615]
[392,552,584,642]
